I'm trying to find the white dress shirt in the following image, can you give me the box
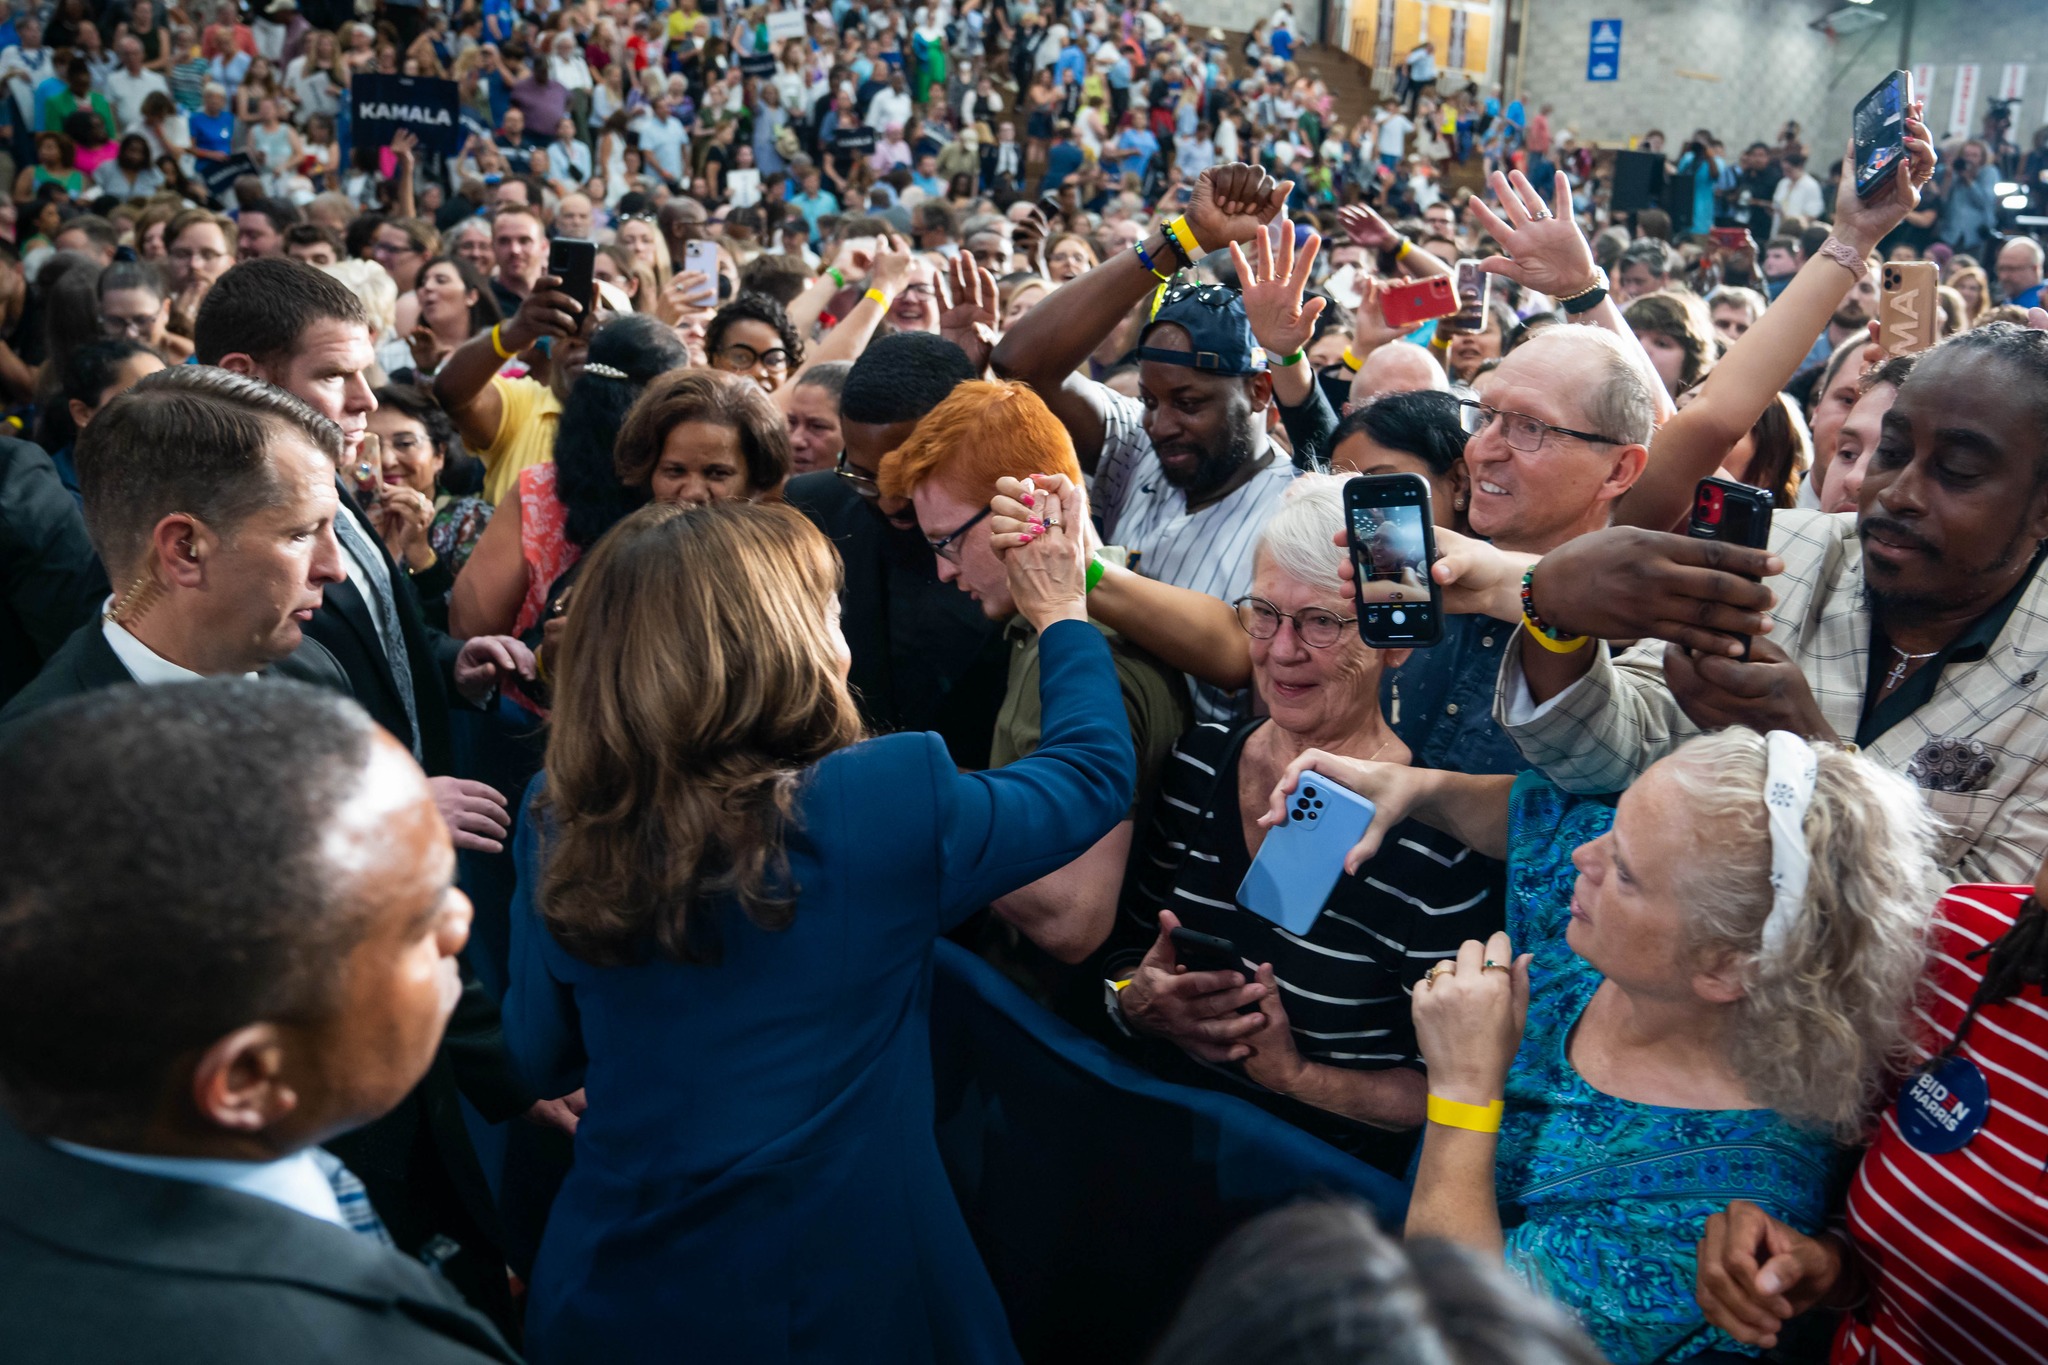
[103,603,257,683]
[49,1141,347,1229]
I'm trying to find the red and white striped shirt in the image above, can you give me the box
[1834,884,2048,1365]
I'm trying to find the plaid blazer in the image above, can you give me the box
[1493,510,2048,884]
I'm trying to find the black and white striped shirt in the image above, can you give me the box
[1091,384,1299,724]
[1123,722,1506,1078]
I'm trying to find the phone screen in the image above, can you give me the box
[1350,499,1436,640]
[1443,258,1490,333]
[1854,72,1908,195]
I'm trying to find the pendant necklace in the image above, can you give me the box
[1886,644,1939,691]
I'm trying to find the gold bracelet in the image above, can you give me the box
[1523,616,1590,653]
[864,287,891,309]
[489,323,514,360]
[1427,1093,1504,1133]
[1165,214,1202,260]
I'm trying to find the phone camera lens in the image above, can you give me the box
[1290,810,1305,821]
[1312,800,1323,809]
[1303,786,1317,799]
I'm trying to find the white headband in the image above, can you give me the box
[1760,730,1818,957]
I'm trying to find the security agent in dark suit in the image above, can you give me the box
[0,682,520,1365]
[0,434,107,705]
[194,257,536,852]
[0,368,354,729]
[184,278,565,1325]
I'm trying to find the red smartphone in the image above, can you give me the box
[1378,275,1458,328]
[1709,226,1754,253]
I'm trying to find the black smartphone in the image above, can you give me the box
[1853,70,1912,200]
[1167,926,1259,1013]
[1687,476,1774,658]
[1346,473,1441,647]
[547,236,596,320]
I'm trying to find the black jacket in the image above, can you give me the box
[0,618,351,729]
[0,437,106,706]
[0,1120,521,1365]
[301,480,467,776]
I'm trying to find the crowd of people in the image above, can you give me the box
[0,0,2046,1361]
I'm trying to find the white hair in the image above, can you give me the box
[1657,730,1941,1141]
[1255,471,1349,599]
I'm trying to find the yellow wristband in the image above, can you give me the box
[1523,616,1590,653]
[1165,214,1203,259]
[1109,978,1132,992]
[865,287,892,309]
[1396,238,1414,260]
[489,323,514,360]
[1340,345,1362,372]
[1427,1094,1504,1133]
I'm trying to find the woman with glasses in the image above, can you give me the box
[366,383,493,630]
[704,290,802,394]
[1104,474,1504,1174]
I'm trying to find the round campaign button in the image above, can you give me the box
[1896,1054,1989,1155]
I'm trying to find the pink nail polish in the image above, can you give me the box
[1020,493,1035,506]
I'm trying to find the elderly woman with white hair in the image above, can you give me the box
[1105,473,1506,1174]
[1259,726,1941,1363]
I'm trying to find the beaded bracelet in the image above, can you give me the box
[1520,566,1588,652]
[1133,240,1172,282]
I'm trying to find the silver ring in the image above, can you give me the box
[1532,209,1553,220]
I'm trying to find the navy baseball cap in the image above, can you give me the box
[1138,283,1268,376]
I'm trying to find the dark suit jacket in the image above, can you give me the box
[0,436,107,706]
[0,618,351,728]
[302,480,465,776]
[0,621,531,1327]
[0,1120,520,1365]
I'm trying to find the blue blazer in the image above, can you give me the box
[504,619,1134,1365]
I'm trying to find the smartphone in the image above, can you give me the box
[1853,70,1913,200]
[1167,926,1260,1013]
[1879,260,1939,357]
[1687,477,1775,658]
[1440,258,1491,334]
[1346,473,1441,647]
[682,239,720,305]
[1708,226,1754,253]
[1236,770,1376,935]
[1168,925,1249,979]
[1378,275,1458,328]
[548,237,596,320]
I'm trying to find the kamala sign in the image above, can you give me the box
[351,74,462,158]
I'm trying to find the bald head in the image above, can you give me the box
[1997,235,2045,300]
[1350,343,1448,407]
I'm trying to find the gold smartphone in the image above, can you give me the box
[1879,261,1938,357]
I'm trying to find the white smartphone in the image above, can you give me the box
[682,239,719,305]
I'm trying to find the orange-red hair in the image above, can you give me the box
[878,380,1084,502]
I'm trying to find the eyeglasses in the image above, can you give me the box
[1234,595,1355,649]
[102,309,159,337]
[372,237,422,258]
[716,342,790,371]
[898,282,936,300]
[835,450,881,499]
[926,504,992,563]
[1457,400,1619,453]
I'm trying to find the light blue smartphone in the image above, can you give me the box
[1235,770,1376,935]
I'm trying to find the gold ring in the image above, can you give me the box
[1482,961,1510,974]
[1424,962,1455,985]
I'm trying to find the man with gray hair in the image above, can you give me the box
[1996,234,2045,308]
[1614,237,1678,303]
[0,367,352,728]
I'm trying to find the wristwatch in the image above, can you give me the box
[1556,266,1610,315]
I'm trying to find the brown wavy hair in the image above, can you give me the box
[537,500,863,966]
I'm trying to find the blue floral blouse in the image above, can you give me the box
[1496,774,1841,1364]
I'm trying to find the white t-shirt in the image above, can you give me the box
[1772,172,1824,229]
[632,112,689,179]
[104,65,169,133]
[0,43,52,126]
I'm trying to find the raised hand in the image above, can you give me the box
[1352,275,1414,354]
[1831,99,1936,257]
[1337,202,1401,251]
[1465,168,1597,298]
[1232,225,1325,361]
[1185,162,1291,254]
[939,250,1000,372]
[869,233,914,296]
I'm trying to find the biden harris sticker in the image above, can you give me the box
[1898,1054,1989,1155]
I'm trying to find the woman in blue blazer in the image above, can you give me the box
[504,492,1131,1364]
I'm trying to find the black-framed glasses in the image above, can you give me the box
[835,450,880,499]
[1457,400,1619,452]
[1234,596,1355,648]
[927,504,992,563]
[716,342,790,370]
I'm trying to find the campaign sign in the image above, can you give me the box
[1587,19,1621,83]
[352,73,463,160]
[740,53,778,77]
[199,151,258,199]
[1897,1054,1988,1156]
